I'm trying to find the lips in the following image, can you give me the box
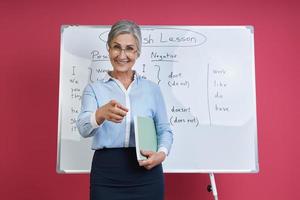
[115,59,129,65]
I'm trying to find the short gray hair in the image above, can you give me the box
[107,20,142,57]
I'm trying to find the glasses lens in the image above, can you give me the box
[111,45,122,54]
[125,46,135,55]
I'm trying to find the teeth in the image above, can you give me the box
[118,61,128,64]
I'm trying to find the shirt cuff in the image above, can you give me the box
[158,147,169,156]
[90,111,100,129]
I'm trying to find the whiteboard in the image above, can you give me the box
[57,25,259,173]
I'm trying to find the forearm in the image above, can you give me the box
[157,126,173,155]
[76,111,99,138]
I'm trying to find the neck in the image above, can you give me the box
[111,70,134,89]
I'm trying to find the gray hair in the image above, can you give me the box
[107,20,142,57]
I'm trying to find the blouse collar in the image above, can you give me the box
[102,70,140,83]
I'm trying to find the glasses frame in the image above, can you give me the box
[109,44,138,57]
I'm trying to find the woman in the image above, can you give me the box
[77,20,173,200]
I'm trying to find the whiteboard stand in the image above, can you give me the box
[207,173,218,200]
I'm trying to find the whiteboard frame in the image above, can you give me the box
[56,25,259,174]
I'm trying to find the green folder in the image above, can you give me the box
[134,116,158,160]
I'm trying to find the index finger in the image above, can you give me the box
[112,106,127,117]
[115,103,129,112]
[138,159,151,167]
[140,150,154,157]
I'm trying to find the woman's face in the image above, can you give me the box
[108,33,138,73]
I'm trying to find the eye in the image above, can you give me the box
[125,46,134,52]
[112,44,122,51]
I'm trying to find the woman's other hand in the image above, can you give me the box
[95,100,128,124]
[138,150,166,170]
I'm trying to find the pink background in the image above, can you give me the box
[1,0,299,199]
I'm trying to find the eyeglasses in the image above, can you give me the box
[110,44,137,56]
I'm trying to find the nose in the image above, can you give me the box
[118,49,127,58]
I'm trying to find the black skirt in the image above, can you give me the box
[90,148,164,200]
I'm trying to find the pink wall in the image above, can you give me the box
[1,0,299,199]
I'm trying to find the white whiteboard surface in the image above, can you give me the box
[57,25,259,173]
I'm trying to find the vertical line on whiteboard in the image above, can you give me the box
[207,63,212,126]
[72,66,76,75]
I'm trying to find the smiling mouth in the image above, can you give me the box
[116,60,129,64]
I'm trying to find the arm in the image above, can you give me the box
[153,86,173,155]
[139,86,173,170]
[77,84,128,138]
[76,84,99,138]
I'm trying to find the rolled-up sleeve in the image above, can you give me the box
[154,86,173,155]
[76,84,99,138]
